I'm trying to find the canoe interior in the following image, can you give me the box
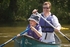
[14,33,61,47]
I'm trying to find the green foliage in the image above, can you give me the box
[0,0,70,24]
[51,0,70,24]
[0,0,16,22]
[16,0,41,19]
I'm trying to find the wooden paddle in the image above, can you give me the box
[40,15,70,42]
[0,28,29,47]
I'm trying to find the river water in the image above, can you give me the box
[0,24,70,47]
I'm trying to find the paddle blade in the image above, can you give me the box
[0,44,4,47]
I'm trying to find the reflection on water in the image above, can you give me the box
[61,44,70,47]
[0,33,17,37]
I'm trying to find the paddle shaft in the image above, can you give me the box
[40,15,70,42]
[0,28,29,47]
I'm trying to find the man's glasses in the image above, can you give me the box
[43,7,50,9]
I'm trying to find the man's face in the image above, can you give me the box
[29,20,36,26]
[43,4,50,12]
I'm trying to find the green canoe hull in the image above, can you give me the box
[14,34,61,47]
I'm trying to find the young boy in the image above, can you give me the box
[17,16,42,40]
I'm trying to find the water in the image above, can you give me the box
[0,23,70,47]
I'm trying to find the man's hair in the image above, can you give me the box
[43,1,51,8]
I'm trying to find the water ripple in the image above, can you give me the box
[0,36,13,37]
[61,44,70,47]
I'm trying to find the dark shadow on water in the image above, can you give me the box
[0,21,29,27]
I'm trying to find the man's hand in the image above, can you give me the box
[54,28,59,32]
[32,9,38,14]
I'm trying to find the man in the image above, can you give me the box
[32,1,61,44]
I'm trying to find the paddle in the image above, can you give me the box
[40,15,70,42]
[0,28,29,47]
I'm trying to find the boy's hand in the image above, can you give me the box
[17,34,20,37]
[30,26,36,31]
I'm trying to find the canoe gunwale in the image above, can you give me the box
[16,34,61,45]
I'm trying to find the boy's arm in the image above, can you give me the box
[30,26,42,37]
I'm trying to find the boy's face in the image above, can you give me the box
[29,20,37,26]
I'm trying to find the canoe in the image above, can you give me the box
[14,33,61,47]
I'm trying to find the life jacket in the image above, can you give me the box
[39,14,54,33]
[27,24,40,40]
